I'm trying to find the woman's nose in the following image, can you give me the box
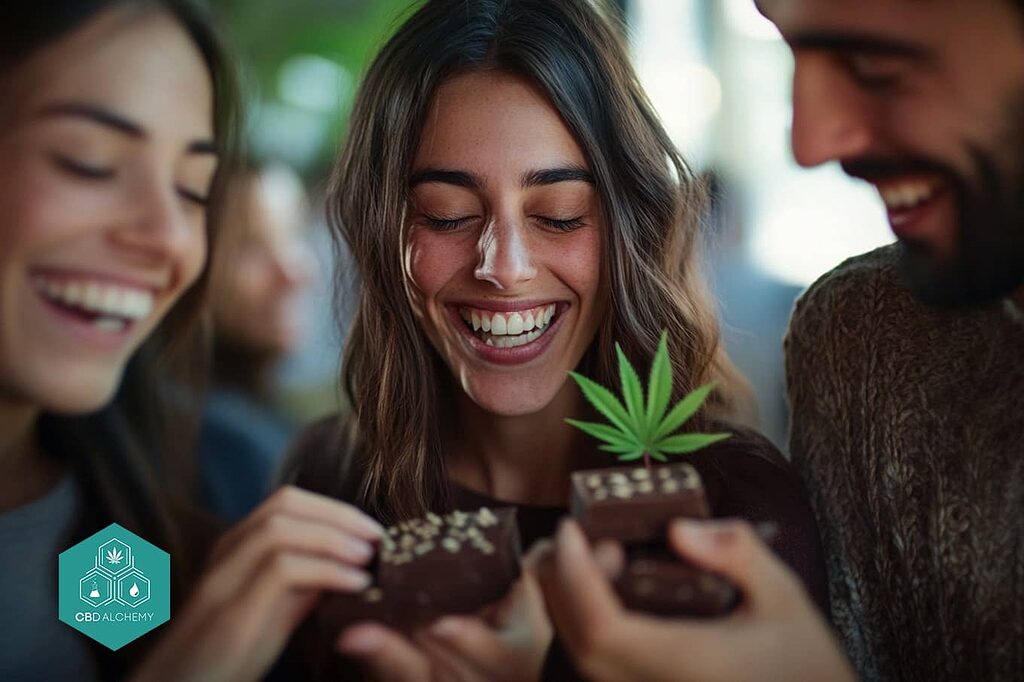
[109,176,202,270]
[474,218,538,290]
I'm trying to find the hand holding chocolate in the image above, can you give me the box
[318,506,521,632]
[566,331,738,617]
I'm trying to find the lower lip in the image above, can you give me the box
[34,288,136,351]
[448,305,565,366]
[885,186,950,241]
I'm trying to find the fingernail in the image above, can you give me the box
[430,617,458,637]
[362,519,386,539]
[557,518,585,555]
[347,539,374,562]
[337,627,380,654]
[673,519,715,553]
[340,567,372,590]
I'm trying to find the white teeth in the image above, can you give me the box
[84,282,102,309]
[93,317,127,333]
[879,180,939,211]
[67,282,83,305]
[33,276,155,321]
[458,302,560,351]
[459,303,558,337]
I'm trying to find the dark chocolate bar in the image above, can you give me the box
[615,547,738,617]
[571,463,710,544]
[570,463,740,618]
[318,507,521,632]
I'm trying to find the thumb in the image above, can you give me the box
[668,519,798,611]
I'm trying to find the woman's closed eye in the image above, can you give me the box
[177,185,210,207]
[422,213,476,231]
[533,215,585,231]
[51,153,115,180]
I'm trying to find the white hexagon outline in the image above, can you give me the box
[97,537,133,576]
[79,567,113,608]
[115,569,151,608]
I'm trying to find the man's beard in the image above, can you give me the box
[842,93,1024,309]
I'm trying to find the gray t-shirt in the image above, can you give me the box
[0,474,99,681]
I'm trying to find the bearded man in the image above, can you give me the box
[773,0,1024,679]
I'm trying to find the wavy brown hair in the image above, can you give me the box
[3,1,240,673]
[328,0,751,523]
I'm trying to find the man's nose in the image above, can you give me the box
[790,57,876,168]
[474,217,538,290]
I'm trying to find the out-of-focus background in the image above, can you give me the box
[205,0,894,452]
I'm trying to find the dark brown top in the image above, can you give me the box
[786,245,1024,681]
[277,414,828,680]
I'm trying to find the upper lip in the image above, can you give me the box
[449,298,564,313]
[30,266,169,293]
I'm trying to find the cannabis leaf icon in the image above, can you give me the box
[106,548,124,565]
[566,330,729,468]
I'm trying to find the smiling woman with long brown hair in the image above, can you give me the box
[0,3,387,680]
[281,0,827,679]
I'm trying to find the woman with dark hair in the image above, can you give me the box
[282,0,828,679]
[0,2,382,680]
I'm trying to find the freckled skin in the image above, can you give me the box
[405,71,607,417]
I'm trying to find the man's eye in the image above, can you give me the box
[846,54,907,89]
[52,154,115,180]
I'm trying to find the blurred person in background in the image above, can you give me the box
[538,1,1024,681]
[199,160,316,522]
[278,0,827,679]
[0,2,382,680]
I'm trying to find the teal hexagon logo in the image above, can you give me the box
[59,524,170,650]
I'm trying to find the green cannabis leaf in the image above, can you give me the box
[566,330,729,467]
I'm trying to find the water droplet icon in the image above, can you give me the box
[129,582,140,597]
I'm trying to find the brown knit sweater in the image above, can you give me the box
[785,244,1024,681]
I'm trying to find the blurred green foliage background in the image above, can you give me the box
[211,0,425,178]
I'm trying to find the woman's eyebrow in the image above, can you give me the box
[521,166,595,188]
[408,165,594,189]
[409,168,479,189]
[37,100,217,155]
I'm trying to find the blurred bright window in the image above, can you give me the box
[631,0,893,287]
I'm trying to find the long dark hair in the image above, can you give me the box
[321,0,751,523]
[2,0,240,674]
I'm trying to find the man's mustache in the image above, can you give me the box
[840,156,957,184]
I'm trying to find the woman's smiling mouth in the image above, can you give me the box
[31,271,156,337]
[459,303,557,347]
[448,301,566,365]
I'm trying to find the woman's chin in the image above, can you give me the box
[32,367,123,415]
[461,383,561,419]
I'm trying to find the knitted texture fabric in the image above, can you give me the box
[785,245,1024,681]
